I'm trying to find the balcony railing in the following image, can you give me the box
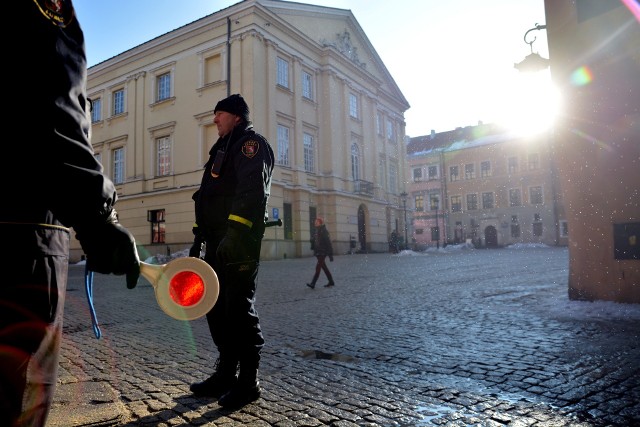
[353,179,374,196]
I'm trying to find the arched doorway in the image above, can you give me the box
[484,225,498,247]
[357,205,367,252]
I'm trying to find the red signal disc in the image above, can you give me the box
[169,271,205,307]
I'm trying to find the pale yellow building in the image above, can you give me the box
[73,0,410,262]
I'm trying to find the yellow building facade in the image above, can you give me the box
[73,0,410,262]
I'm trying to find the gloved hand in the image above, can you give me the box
[189,235,205,258]
[329,255,334,262]
[216,225,253,266]
[75,210,141,289]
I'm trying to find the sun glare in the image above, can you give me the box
[494,71,562,136]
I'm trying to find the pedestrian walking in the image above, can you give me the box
[0,2,141,426]
[306,217,335,289]
[189,94,275,409]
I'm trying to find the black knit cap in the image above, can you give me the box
[214,94,250,122]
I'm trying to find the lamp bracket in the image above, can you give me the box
[523,23,547,53]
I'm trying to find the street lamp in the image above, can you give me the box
[514,23,549,73]
[400,192,408,250]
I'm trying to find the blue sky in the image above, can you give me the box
[74,0,549,137]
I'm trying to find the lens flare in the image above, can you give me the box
[169,271,205,307]
[571,66,593,86]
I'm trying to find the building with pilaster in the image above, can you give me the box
[74,0,410,262]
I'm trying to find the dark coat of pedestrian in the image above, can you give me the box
[1,2,141,426]
[306,217,335,289]
[189,94,275,409]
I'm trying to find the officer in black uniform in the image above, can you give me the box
[1,2,141,426]
[189,94,275,409]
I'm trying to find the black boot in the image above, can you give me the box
[218,363,261,409]
[190,357,238,397]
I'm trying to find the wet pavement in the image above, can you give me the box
[49,246,640,426]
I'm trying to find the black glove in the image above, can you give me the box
[75,210,140,289]
[329,255,334,262]
[216,225,254,266]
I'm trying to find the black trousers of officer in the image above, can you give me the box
[203,232,265,370]
[0,225,69,427]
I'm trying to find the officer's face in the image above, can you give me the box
[214,111,241,137]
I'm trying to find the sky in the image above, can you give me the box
[74,0,552,137]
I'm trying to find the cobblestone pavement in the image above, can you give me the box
[50,247,640,427]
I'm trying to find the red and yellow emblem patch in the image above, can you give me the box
[242,140,259,158]
[33,0,74,28]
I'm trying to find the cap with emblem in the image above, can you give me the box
[214,94,250,123]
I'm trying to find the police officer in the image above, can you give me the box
[1,2,141,426]
[189,94,274,409]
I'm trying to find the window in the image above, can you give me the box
[386,121,394,140]
[528,153,540,170]
[90,98,101,123]
[376,113,383,135]
[112,89,125,115]
[389,163,398,194]
[413,167,423,181]
[560,220,569,237]
[511,215,520,238]
[156,72,171,101]
[451,195,462,212]
[466,194,478,210]
[482,192,494,209]
[349,93,359,118]
[509,188,522,207]
[415,194,424,212]
[302,71,313,100]
[449,165,459,182]
[204,54,222,85]
[429,193,440,210]
[480,161,491,178]
[508,156,518,174]
[277,57,289,88]
[276,125,290,166]
[529,186,543,204]
[464,163,475,180]
[94,152,102,164]
[533,213,543,236]
[156,136,171,176]
[303,132,315,173]
[378,158,386,190]
[112,147,124,184]
[351,143,361,180]
[427,165,438,180]
[283,203,293,240]
[148,209,165,244]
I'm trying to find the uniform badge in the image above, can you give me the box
[33,0,74,28]
[242,140,259,158]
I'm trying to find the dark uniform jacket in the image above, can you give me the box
[3,1,117,230]
[192,124,275,239]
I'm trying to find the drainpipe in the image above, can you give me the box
[226,17,231,96]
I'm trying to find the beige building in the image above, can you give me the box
[73,0,410,262]
[544,0,639,303]
[407,124,567,250]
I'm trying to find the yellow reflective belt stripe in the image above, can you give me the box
[228,214,253,228]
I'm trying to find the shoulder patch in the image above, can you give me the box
[33,0,74,27]
[241,140,260,158]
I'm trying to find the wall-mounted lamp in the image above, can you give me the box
[514,23,549,73]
